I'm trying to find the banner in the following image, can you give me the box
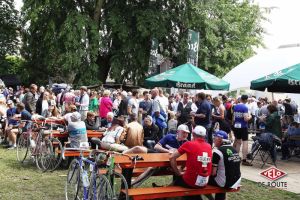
[187,29,199,66]
[148,38,159,76]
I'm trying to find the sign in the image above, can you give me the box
[176,82,196,89]
[197,152,211,167]
[187,29,199,66]
[260,167,287,181]
[148,38,159,76]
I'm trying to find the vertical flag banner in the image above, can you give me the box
[148,38,159,76]
[187,29,199,67]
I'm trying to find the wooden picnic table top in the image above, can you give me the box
[52,130,103,138]
[114,153,187,168]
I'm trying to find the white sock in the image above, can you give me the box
[9,141,12,145]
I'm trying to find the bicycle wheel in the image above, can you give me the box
[111,172,129,200]
[41,137,63,172]
[35,133,45,171]
[16,132,29,163]
[65,159,81,200]
[96,174,113,200]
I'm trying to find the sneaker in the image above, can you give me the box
[7,145,16,150]
[242,160,253,166]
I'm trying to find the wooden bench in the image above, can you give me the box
[56,150,91,157]
[51,130,103,139]
[122,185,240,200]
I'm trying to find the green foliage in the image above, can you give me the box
[0,0,19,64]
[21,0,265,85]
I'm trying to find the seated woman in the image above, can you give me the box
[281,122,300,160]
[100,112,114,128]
[67,112,88,148]
[100,117,128,152]
[84,111,100,130]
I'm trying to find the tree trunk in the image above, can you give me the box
[96,54,111,83]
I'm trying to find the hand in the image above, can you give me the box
[75,102,80,106]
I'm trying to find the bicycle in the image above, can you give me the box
[65,143,113,200]
[16,119,63,172]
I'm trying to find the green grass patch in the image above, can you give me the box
[0,147,299,200]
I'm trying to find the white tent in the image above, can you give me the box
[223,47,300,91]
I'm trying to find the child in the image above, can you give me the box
[168,111,178,134]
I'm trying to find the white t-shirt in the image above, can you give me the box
[101,126,124,144]
[158,96,168,113]
[128,98,139,115]
[41,100,49,116]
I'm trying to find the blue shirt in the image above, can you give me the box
[195,100,211,126]
[158,134,186,150]
[7,107,18,125]
[21,110,32,121]
[233,103,248,128]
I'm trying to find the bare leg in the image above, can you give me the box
[242,140,249,160]
[122,146,147,154]
[234,139,242,153]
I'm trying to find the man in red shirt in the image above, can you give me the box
[170,125,213,200]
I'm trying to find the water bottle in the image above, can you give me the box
[30,137,36,148]
[82,170,90,187]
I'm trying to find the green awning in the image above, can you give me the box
[250,63,300,93]
[145,63,229,90]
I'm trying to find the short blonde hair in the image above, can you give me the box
[103,90,111,97]
[169,111,175,119]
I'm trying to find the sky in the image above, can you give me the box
[14,0,300,53]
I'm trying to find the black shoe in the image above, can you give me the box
[246,153,253,160]
[242,160,253,166]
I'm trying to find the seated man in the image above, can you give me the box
[84,111,100,130]
[209,131,241,200]
[7,103,32,149]
[1,100,18,145]
[143,115,159,149]
[124,124,190,187]
[122,113,144,148]
[67,112,88,148]
[170,126,212,200]
[100,112,114,128]
[281,122,300,160]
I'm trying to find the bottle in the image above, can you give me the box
[82,170,90,187]
[30,137,36,148]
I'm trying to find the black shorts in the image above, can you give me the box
[233,127,248,141]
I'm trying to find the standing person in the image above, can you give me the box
[62,88,76,112]
[138,91,152,121]
[233,95,252,166]
[127,90,139,117]
[23,84,38,114]
[35,91,50,117]
[89,91,99,113]
[209,131,241,200]
[170,125,212,200]
[118,91,129,118]
[211,97,230,134]
[151,88,167,139]
[99,90,113,119]
[192,92,212,142]
[177,92,192,138]
[158,88,169,114]
[76,86,89,121]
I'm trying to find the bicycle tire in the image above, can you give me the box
[112,172,129,200]
[96,174,113,200]
[16,132,29,163]
[35,132,45,171]
[41,137,63,172]
[65,159,81,200]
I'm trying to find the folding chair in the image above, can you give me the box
[249,142,277,168]
[249,133,278,168]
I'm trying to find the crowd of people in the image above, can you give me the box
[0,83,299,199]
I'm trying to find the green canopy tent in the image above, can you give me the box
[250,63,300,93]
[145,63,230,90]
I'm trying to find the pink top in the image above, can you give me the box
[63,92,75,104]
[99,97,113,118]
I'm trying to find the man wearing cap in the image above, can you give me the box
[170,125,212,200]
[233,94,252,166]
[67,111,88,148]
[75,86,89,121]
[209,131,241,200]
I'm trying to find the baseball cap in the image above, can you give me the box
[70,112,81,122]
[177,124,190,133]
[193,126,206,136]
[7,100,13,105]
[214,130,228,140]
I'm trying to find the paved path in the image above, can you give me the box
[241,138,300,194]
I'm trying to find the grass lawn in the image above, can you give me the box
[0,146,299,200]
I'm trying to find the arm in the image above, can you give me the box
[169,150,184,176]
[154,143,170,153]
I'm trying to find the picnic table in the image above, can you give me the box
[51,130,104,138]
[112,153,239,200]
